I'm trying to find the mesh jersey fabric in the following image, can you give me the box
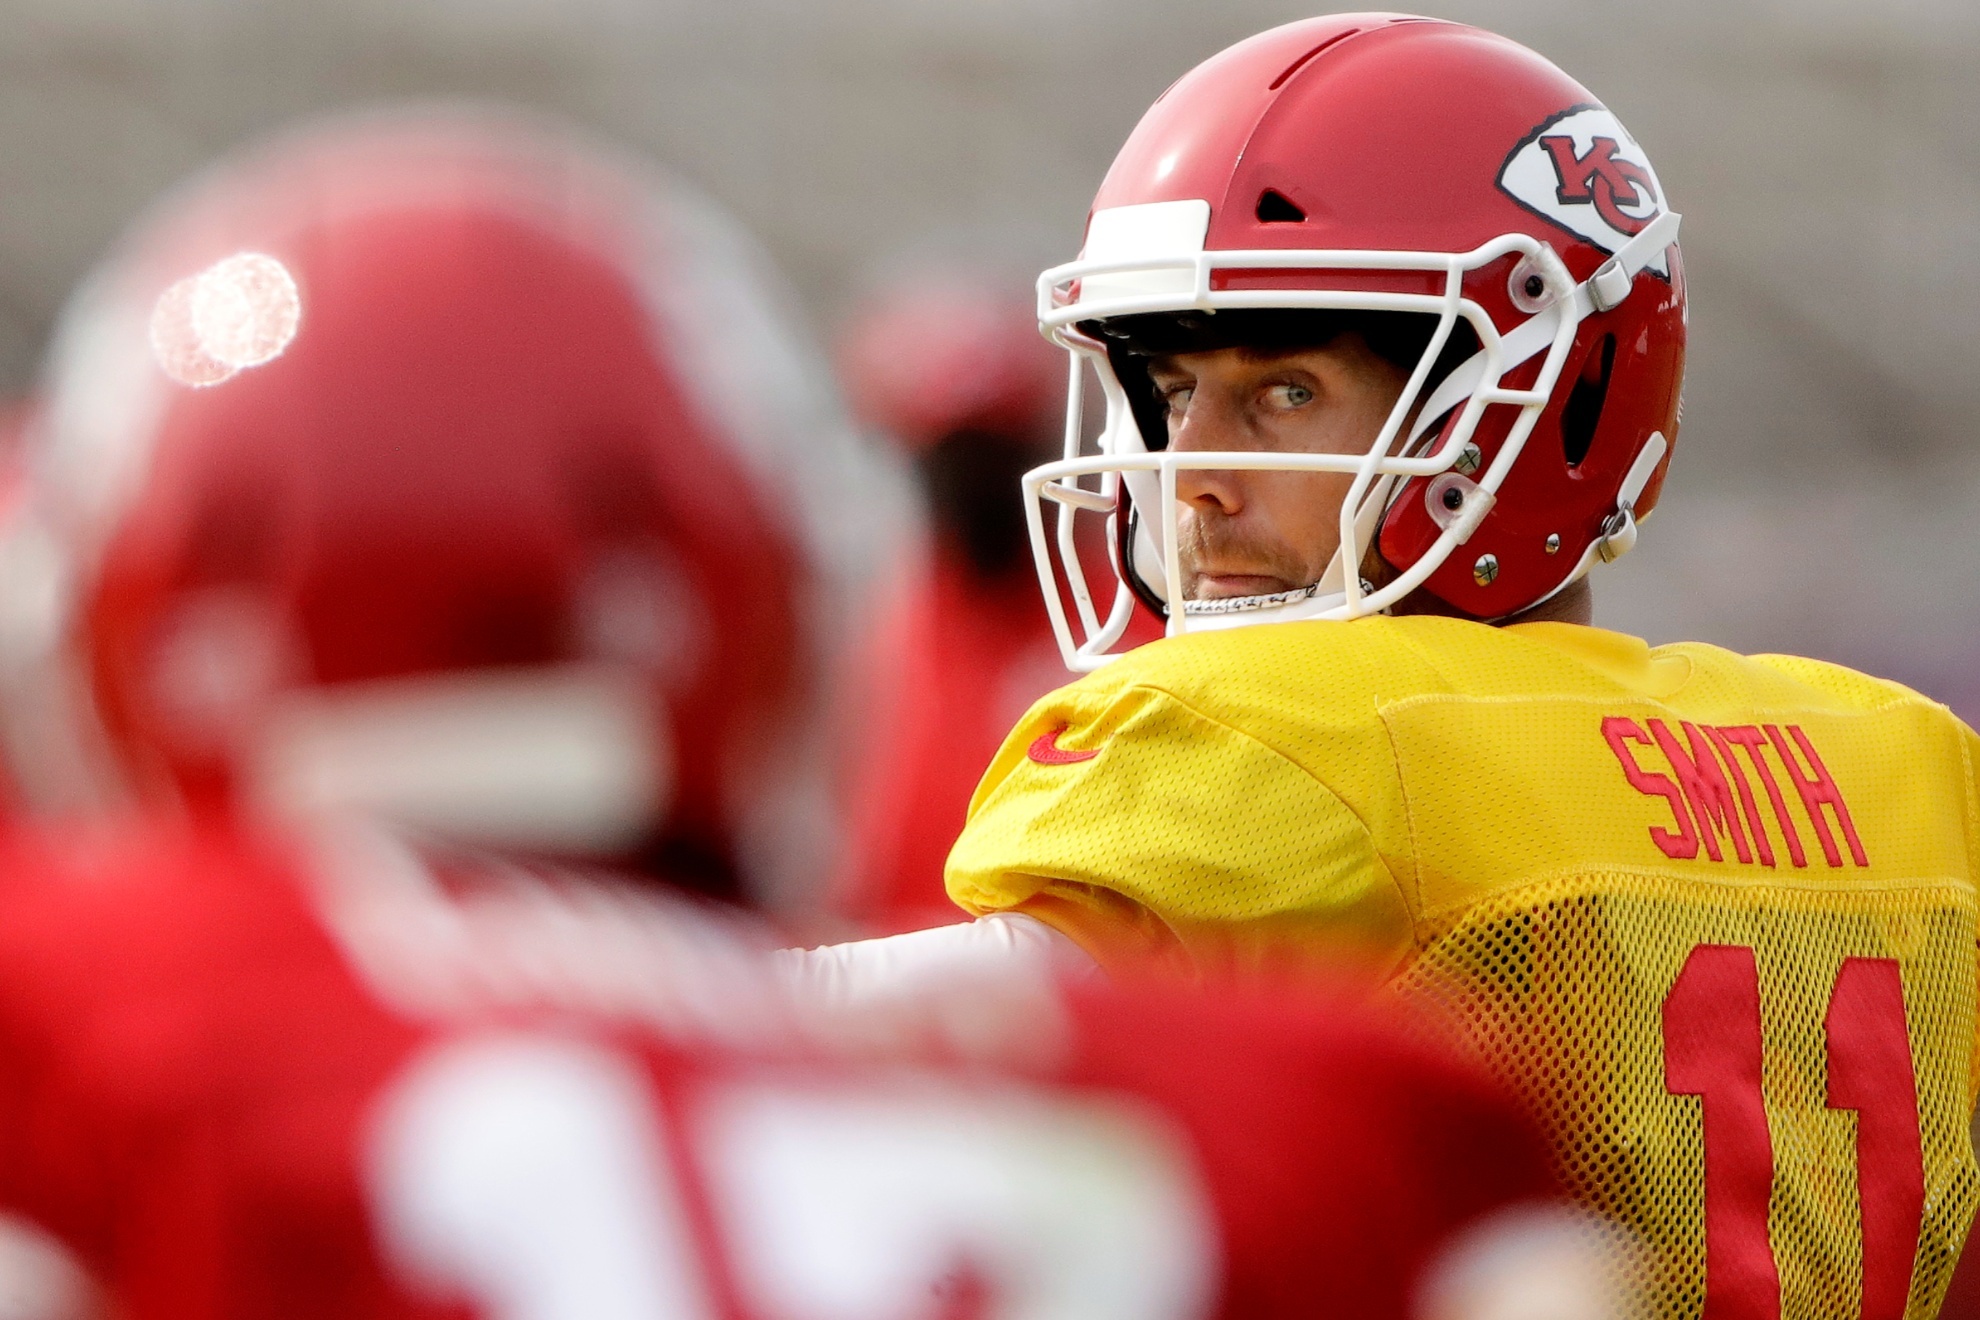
[945,615,1980,1320]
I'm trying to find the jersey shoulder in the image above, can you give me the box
[945,619,1516,970]
[1045,615,1453,729]
[1733,647,1956,715]
[1000,619,1965,787]
[1644,638,1978,796]
[1026,615,1721,763]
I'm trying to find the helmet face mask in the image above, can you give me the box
[1022,15,1687,672]
[1096,308,1482,613]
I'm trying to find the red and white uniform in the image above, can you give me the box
[0,821,1560,1320]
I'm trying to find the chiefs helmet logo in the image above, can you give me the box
[1539,136,1656,236]
[1499,106,1669,275]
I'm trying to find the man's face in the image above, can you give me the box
[1145,333,1409,601]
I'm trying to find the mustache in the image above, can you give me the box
[1176,515,1315,592]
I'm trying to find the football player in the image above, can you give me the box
[788,14,1980,1320]
[0,104,894,910]
[0,108,1592,1320]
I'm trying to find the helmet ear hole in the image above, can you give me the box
[1561,334,1616,468]
[1255,189,1306,223]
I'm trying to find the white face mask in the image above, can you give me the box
[251,664,670,854]
[1022,200,1681,672]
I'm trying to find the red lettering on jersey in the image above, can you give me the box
[1825,958,1925,1320]
[1712,726,1807,869]
[1662,949,1925,1317]
[1765,724,1869,868]
[1603,716,1697,859]
[1703,726,1774,868]
[1663,945,1783,1320]
[1649,720,1753,865]
[1605,718,1863,871]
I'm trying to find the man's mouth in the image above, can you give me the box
[1189,571,1301,600]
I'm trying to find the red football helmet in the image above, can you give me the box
[1025,14,1686,669]
[0,107,893,901]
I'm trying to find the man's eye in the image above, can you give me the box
[1161,386,1193,416]
[1266,383,1315,409]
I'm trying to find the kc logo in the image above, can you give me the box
[1499,106,1669,274]
[1539,136,1657,236]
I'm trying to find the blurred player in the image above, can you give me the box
[831,272,1078,932]
[0,106,1606,1320]
[0,815,1591,1320]
[789,15,1980,1319]
[0,104,896,912]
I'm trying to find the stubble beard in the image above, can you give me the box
[1177,512,1324,602]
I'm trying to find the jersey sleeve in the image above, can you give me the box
[944,679,1412,978]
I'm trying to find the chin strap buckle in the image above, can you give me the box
[1596,505,1638,562]
[1588,257,1633,313]
[1595,430,1670,564]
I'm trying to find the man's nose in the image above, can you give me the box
[1171,397,1247,515]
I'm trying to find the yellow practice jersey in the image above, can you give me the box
[946,616,1980,1320]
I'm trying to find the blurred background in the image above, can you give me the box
[0,0,1973,715]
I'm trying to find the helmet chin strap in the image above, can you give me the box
[1181,582,1330,617]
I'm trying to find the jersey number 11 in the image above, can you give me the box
[1663,943,1923,1320]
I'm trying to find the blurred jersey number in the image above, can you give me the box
[369,1034,1214,1320]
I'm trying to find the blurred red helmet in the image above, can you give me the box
[1026,14,1685,669]
[838,273,1062,455]
[0,107,895,900]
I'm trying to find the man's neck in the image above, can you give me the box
[1387,576,1593,626]
[1507,577,1592,626]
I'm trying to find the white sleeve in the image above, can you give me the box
[775,913,1100,1017]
